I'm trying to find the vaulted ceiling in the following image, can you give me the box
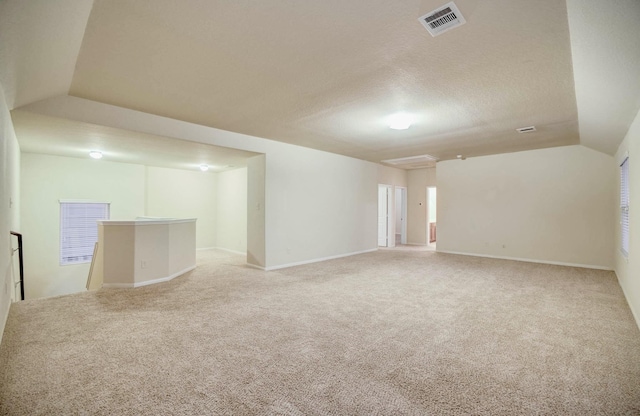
[1,0,639,168]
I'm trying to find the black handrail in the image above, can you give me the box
[10,231,24,301]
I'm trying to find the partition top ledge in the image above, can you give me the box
[98,218,197,226]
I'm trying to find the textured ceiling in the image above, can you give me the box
[0,0,92,109]
[12,110,258,172]
[567,0,640,156]
[67,0,579,164]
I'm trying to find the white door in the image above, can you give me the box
[427,186,437,245]
[396,187,407,245]
[378,185,389,246]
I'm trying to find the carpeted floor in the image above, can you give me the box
[1,249,639,415]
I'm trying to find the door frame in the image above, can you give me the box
[426,186,437,246]
[396,186,407,245]
[378,184,393,247]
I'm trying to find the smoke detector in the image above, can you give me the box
[418,2,466,37]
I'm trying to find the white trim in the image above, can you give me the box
[437,250,613,271]
[59,199,111,204]
[0,299,10,346]
[214,247,246,256]
[197,247,247,255]
[98,218,196,226]
[378,184,393,247]
[245,262,266,271]
[196,247,217,251]
[263,248,377,271]
[398,186,408,245]
[615,270,640,331]
[102,265,196,288]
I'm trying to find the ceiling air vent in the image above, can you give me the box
[516,126,537,133]
[418,2,466,37]
[382,154,438,169]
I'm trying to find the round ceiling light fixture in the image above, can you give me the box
[89,150,103,159]
[199,164,209,172]
[387,112,414,130]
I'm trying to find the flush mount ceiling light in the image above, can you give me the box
[199,164,210,172]
[89,150,103,159]
[387,112,414,130]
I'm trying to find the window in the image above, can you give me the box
[620,157,629,257]
[60,202,110,265]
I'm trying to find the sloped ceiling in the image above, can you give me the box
[11,110,258,172]
[0,0,93,109]
[567,0,640,156]
[68,0,579,163]
[4,0,640,166]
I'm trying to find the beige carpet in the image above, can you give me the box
[1,249,639,415]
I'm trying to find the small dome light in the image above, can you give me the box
[200,164,209,172]
[89,150,103,159]
[387,112,414,130]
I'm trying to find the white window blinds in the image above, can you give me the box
[60,202,110,265]
[620,157,629,257]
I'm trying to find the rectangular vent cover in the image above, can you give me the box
[419,2,466,37]
[382,154,438,169]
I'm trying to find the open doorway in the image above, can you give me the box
[378,185,392,247]
[427,187,437,248]
[395,187,407,245]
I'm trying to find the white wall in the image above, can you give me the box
[265,147,378,268]
[21,154,238,299]
[23,97,381,270]
[378,165,407,188]
[614,108,640,326]
[146,166,217,249]
[216,167,247,254]
[21,154,146,299]
[437,145,615,269]
[407,168,437,245]
[247,155,266,267]
[0,83,20,343]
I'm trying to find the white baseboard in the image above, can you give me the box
[437,250,614,271]
[102,265,196,289]
[197,247,246,255]
[245,262,266,271]
[263,248,378,271]
[0,299,10,346]
[614,270,640,331]
[196,247,217,251]
[215,247,246,256]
